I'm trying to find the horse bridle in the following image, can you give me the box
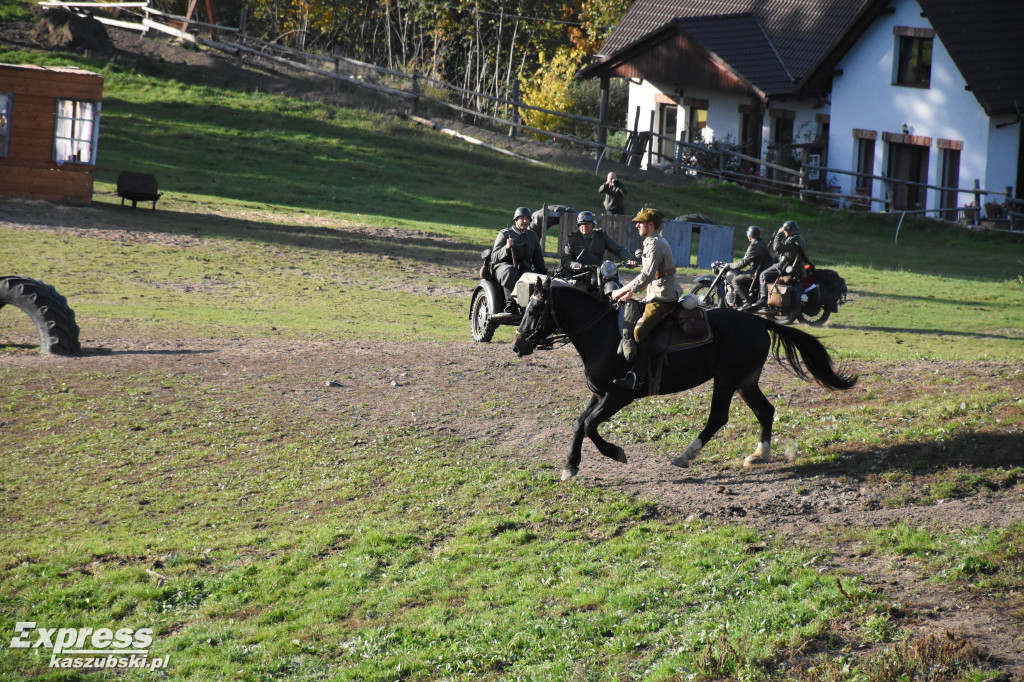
[518,278,617,349]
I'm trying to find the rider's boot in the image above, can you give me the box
[743,284,767,311]
[503,290,518,314]
[613,342,647,391]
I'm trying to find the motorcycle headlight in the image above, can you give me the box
[600,260,618,279]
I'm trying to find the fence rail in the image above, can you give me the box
[42,0,1020,230]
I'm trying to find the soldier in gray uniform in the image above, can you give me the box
[561,210,637,271]
[491,206,548,313]
[723,225,773,307]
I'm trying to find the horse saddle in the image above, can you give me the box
[617,302,713,356]
[648,304,713,356]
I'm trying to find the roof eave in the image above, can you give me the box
[576,21,767,103]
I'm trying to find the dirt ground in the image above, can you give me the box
[3,20,1024,677]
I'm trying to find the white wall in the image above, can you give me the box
[625,82,755,168]
[829,0,1014,213]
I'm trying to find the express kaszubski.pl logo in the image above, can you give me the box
[10,622,169,671]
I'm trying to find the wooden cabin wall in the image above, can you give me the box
[0,64,103,205]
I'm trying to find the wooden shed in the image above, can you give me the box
[0,63,104,206]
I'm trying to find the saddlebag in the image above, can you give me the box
[767,278,793,307]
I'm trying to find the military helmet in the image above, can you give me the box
[576,210,596,225]
[513,206,531,220]
[631,207,663,228]
[746,225,761,238]
[782,219,799,233]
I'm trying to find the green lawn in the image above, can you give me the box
[1,43,1022,680]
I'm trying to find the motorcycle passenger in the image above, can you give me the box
[610,207,682,391]
[491,206,549,313]
[721,225,772,307]
[745,220,809,311]
[561,210,638,271]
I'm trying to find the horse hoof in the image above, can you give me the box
[743,453,770,468]
[670,454,689,468]
[612,447,627,463]
[561,466,579,481]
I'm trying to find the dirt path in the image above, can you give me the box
[3,332,1022,675]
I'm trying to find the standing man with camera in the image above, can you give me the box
[598,172,628,215]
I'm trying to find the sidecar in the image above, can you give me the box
[470,248,545,342]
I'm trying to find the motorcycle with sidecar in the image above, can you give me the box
[690,261,848,325]
[470,251,632,342]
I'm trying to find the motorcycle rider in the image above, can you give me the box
[745,220,809,311]
[720,225,772,307]
[561,210,638,271]
[491,206,549,313]
[610,207,681,391]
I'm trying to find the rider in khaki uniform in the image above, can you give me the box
[610,207,682,391]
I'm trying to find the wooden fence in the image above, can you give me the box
[554,213,733,270]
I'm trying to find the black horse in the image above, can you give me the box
[512,279,857,480]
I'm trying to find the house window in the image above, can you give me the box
[658,102,677,165]
[0,92,10,158]
[939,143,962,220]
[855,137,875,194]
[687,106,707,143]
[739,104,762,159]
[54,99,100,165]
[894,27,933,87]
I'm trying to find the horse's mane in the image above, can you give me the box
[550,283,613,312]
[548,284,619,339]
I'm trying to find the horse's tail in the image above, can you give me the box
[765,320,858,390]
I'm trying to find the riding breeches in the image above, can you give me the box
[634,300,675,342]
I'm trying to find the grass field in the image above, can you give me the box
[1,41,1023,681]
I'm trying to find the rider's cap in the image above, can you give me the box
[631,207,663,227]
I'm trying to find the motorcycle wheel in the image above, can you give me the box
[689,282,722,308]
[470,291,498,342]
[799,307,832,326]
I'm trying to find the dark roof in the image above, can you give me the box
[676,14,795,94]
[585,0,874,96]
[914,0,1024,115]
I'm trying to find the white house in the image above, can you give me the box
[578,0,1024,217]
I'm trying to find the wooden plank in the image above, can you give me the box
[38,1,149,7]
[661,221,694,268]
[90,15,148,31]
[0,166,94,204]
[142,17,198,42]
[694,223,734,269]
[1,70,103,98]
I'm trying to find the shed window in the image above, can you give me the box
[0,92,10,158]
[54,99,100,164]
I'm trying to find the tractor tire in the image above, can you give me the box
[0,276,81,355]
